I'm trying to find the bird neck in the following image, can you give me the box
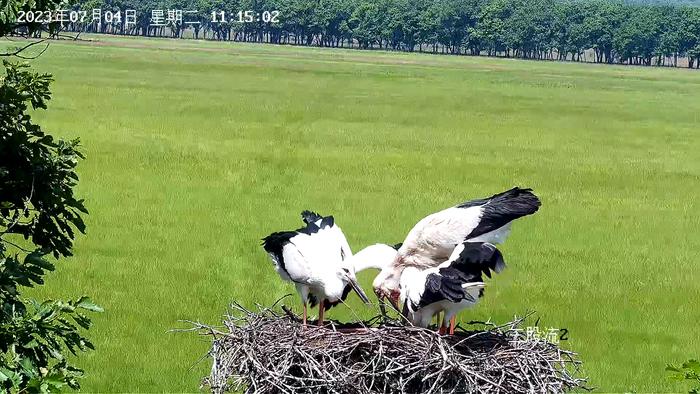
[347,244,398,274]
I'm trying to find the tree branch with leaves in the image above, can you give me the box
[0,58,100,393]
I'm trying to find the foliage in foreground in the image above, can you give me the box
[0,0,65,37]
[0,60,100,392]
[667,359,700,394]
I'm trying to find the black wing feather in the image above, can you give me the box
[308,294,319,308]
[413,242,504,309]
[261,215,335,275]
[320,215,334,228]
[458,187,541,239]
[415,269,482,309]
[300,210,323,225]
[261,231,297,276]
[449,242,506,279]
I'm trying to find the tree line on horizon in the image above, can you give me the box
[53,0,700,68]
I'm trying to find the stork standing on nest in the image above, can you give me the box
[400,241,505,334]
[346,187,540,327]
[262,211,371,326]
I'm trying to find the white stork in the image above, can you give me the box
[347,187,540,321]
[400,241,505,334]
[261,211,370,326]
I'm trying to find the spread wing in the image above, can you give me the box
[400,206,483,263]
[399,187,540,265]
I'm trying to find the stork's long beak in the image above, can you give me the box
[388,292,401,312]
[375,289,401,313]
[376,290,388,317]
[348,275,371,304]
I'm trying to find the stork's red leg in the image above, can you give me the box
[317,300,325,326]
[437,312,446,335]
[449,316,456,335]
[303,302,308,325]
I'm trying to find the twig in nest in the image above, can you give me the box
[190,303,588,394]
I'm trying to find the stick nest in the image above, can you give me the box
[191,301,587,394]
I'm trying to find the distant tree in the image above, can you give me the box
[613,5,663,65]
[417,0,440,52]
[653,9,677,65]
[430,0,479,54]
[383,0,408,50]
[313,0,352,47]
[688,43,700,68]
[507,0,559,59]
[678,6,700,68]
[390,0,425,51]
[11,0,700,68]
[350,1,385,49]
[475,0,513,56]
[582,0,624,63]
[555,1,592,61]
[278,0,316,45]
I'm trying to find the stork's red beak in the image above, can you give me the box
[375,289,401,313]
[375,289,388,316]
[389,291,400,311]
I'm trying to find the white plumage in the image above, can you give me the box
[400,267,485,330]
[399,241,504,334]
[365,187,540,307]
[262,211,369,325]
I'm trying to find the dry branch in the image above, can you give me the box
[190,302,587,394]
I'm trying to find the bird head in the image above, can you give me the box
[372,267,402,310]
[340,243,401,309]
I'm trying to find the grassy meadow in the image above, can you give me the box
[3,34,699,392]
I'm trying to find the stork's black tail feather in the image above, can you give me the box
[300,210,323,225]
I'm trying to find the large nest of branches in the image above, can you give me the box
[191,302,587,394]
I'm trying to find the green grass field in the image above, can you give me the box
[4,34,700,392]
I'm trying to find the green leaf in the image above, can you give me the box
[683,359,700,374]
[24,252,55,271]
[0,368,21,386]
[76,296,104,312]
[668,372,686,381]
[72,313,91,329]
[19,357,37,377]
